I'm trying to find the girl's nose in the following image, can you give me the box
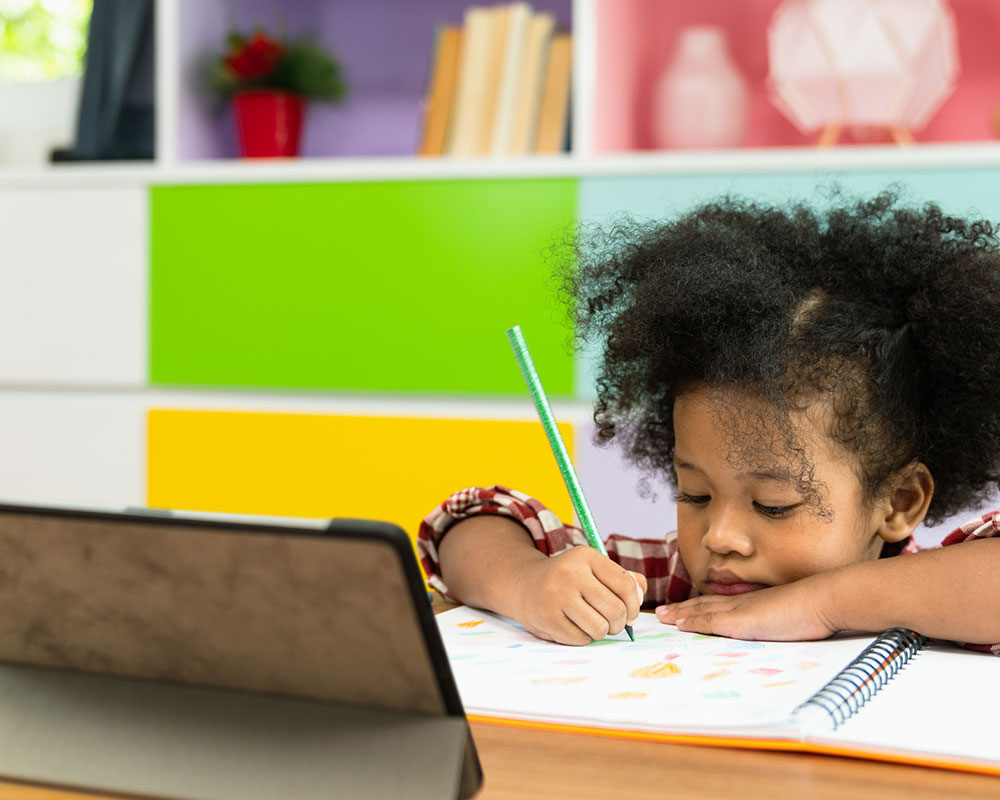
[702,508,754,557]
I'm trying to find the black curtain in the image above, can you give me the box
[57,0,154,160]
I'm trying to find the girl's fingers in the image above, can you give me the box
[564,597,613,643]
[580,583,629,635]
[590,556,644,623]
[656,598,729,630]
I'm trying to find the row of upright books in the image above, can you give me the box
[418,2,573,157]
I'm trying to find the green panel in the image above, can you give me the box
[150,179,577,395]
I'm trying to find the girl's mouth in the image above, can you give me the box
[705,568,768,596]
[708,581,768,596]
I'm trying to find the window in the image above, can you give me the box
[0,0,92,80]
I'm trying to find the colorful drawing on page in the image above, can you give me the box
[630,662,681,679]
[457,620,485,628]
[531,676,588,686]
[436,606,881,734]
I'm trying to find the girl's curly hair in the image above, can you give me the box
[560,190,1000,533]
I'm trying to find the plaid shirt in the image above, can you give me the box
[418,485,1000,655]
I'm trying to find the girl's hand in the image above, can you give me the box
[511,546,647,646]
[654,575,838,641]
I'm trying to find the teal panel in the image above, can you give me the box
[574,166,1000,397]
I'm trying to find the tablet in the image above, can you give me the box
[0,501,482,800]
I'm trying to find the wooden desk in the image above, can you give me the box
[1,723,998,800]
[0,601,997,800]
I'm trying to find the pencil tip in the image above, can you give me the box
[625,624,635,642]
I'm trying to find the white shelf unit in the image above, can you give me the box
[7,140,1000,189]
[2,0,998,541]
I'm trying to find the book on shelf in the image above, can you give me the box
[506,11,555,155]
[421,3,571,158]
[534,31,572,154]
[447,5,508,156]
[437,605,1000,777]
[418,26,463,156]
[489,3,533,155]
[446,6,493,156]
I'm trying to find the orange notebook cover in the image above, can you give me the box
[438,606,1000,777]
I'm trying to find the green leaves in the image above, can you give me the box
[208,29,348,104]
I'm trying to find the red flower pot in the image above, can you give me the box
[233,90,305,158]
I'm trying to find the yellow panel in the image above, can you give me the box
[147,410,576,561]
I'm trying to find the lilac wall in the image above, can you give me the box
[177,0,573,159]
[576,419,678,541]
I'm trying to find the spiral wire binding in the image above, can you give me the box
[791,628,928,730]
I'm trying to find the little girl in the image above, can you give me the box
[418,191,1000,653]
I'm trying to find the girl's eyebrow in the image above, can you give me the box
[674,458,795,485]
[746,469,796,485]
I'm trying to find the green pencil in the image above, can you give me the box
[506,325,635,643]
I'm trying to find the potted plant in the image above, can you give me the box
[209,29,348,158]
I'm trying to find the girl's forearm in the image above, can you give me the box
[436,515,547,616]
[820,538,1000,643]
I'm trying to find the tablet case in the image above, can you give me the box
[0,503,482,799]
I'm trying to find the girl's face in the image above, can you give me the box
[673,389,896,597]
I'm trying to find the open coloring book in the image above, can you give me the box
[437,606,1000,776]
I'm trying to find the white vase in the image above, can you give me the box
[652,26,748,149]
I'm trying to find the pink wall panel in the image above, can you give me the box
[594,0,1000,153]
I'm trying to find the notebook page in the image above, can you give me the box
[817,644,999,767]
[438,606,873,736]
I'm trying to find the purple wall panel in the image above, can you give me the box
[177,0,573,159]
[575,419,678,541]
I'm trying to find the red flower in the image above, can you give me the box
[224,32,284,80]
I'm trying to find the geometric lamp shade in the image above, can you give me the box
[767,0,959,134]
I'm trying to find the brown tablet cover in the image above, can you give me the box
[0,504,481,799]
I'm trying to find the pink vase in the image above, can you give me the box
[653,26,748,149]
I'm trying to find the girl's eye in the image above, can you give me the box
[677,492,710,505]
[754,502,796,518]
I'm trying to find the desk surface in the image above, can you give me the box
[4,718,1000,800]
[0,601,997,800]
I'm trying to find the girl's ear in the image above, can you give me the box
[877,463,934,543]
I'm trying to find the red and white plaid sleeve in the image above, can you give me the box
[417,485,698,605]
[903,509,1000,656]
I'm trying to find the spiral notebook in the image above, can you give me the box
[437,606,1000,776]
